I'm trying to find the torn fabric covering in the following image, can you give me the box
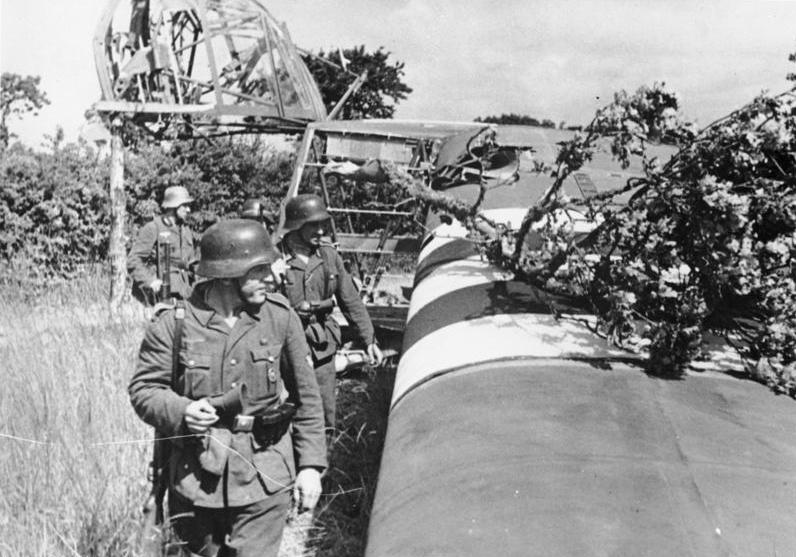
[431,126,521,189]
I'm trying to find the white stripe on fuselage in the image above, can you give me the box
[417,221,469,263]
[393,313,638,406]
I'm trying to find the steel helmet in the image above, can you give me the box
[161,186,194,209]
[196,219,279,279]
[282,194,331,232]
[240,199,276,224]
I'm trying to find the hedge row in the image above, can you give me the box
[0,136,297,282]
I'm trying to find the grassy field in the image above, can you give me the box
[0,271,391,556]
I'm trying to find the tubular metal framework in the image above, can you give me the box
[93,0,326,137]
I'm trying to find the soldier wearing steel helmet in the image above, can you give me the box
[240,198,278,236]
[129,219,326,557]
[278,194,383,435]
[127,185,198,305]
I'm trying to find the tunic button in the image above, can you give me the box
[231,381,237,388]
[188,360,195,367]
[230,358,238,365]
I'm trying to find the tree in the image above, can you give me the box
[385,58,796,398]
[475,113,558,128]
[0,73,50,148]
[498,79,796,393]
[302,46,412,119]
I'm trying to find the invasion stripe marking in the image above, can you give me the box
[406,256,513,321]
[402,279,587,354]
[393,313,637,406]
[413,238,480,287]
[416,221,469,262]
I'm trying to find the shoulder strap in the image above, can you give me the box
[171,301,186,390]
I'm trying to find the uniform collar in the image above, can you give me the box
[188,282,262,330]
[281,236,323,272]
[287,252,324,274]
[160,214,176,227]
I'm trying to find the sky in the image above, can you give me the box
[2,0,796,147]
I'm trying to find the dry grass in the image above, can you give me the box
[0,271,390,556]
[0,272,150,556]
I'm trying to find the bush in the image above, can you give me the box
[126,136,297,232]
[0,134,298,282]
[0,140,110,281]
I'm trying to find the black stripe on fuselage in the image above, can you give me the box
[402,279,588,353]
[413,238,479,287]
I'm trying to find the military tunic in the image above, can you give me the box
[127,215,196,303]
[281,243,375,429]
[129,287,327,510]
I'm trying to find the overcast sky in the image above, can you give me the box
[2,0,796,147]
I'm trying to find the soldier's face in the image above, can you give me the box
[237,264,271,304]
[298,220,326,248]
[176,204,191,223]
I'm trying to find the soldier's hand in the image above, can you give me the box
[184,399,219,434]
[294,467,322,511]
[149,278,163,292]
[367,342,384,367]
[270,257,287,284]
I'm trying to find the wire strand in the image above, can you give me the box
[1,430,357,497]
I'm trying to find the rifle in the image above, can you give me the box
[156,232,173,302]
[140,301,185,556]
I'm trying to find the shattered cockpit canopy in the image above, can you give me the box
[93,0,326,137]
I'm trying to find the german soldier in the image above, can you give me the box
[240,198,278,236]
[128,185,197,305]
[129,219,326,557]
[278,194,383,434]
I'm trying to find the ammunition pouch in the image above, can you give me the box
[305,322,328,346]
[305,320,341,363]
[219,402,297,446]
[252,402,296,446]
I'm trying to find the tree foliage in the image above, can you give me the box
[0,73,50,148]
[475,113,557,128]
[1,136,296,284]
[302,46,412,119]
[0,140,110,279]
[125,136,296,231]
[500,80,796,393]
[388,66,796,397]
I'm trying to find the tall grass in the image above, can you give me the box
[308,370,393,557]
[0,269,390,556]
[0,268,150,556]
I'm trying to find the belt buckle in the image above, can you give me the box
[232,414,254,432]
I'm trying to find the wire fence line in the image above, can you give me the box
[0,431,360,497]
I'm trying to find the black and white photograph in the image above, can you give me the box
[3,1,796,555]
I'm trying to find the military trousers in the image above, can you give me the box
[314,356,337,433]
[169,489,291,557]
